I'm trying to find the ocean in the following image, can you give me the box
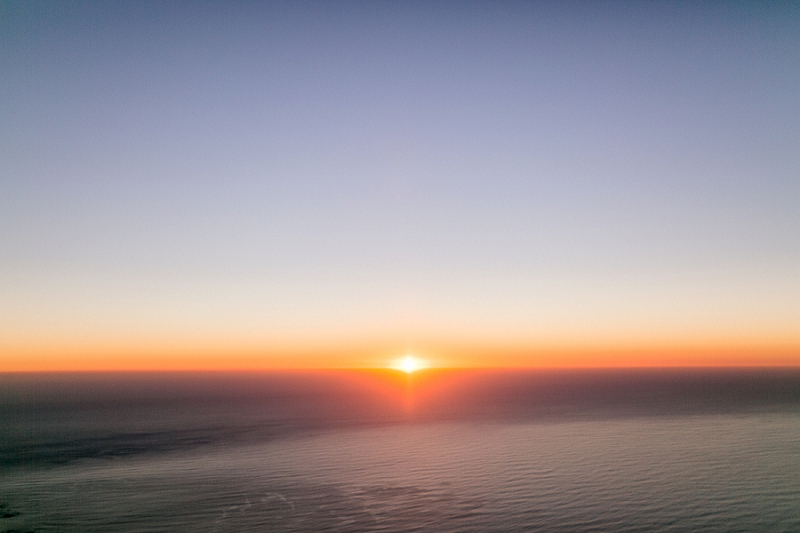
[2,369,799,532]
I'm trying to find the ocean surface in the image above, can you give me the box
[2,369,799,532]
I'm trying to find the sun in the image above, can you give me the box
[391,355,429,373]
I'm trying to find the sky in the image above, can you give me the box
[1,1,799,370]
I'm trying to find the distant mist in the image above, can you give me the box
[3,368,799,466]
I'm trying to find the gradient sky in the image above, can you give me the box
[2,1,799,370]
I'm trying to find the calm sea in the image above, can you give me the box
[2,369,799,532]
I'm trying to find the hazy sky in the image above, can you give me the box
[2,1,799,369]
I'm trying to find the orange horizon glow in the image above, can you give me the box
[2,339,799,372]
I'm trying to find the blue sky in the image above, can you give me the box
[1,1,799,366]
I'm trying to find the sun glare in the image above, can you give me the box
[392,355,428,373]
